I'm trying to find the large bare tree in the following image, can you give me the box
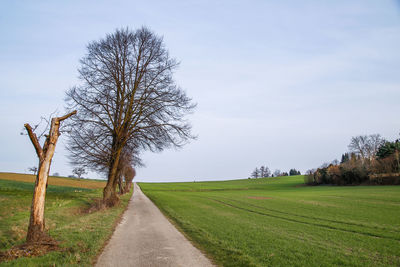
[66,27,195,206]
[348,134,384,161]
[24,111,76,243]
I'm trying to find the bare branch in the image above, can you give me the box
[57,110,77,122]
[24,123,44,160]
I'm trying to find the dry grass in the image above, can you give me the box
[0,240,61,262]
[0,172,106,189]
[0,178,132,265]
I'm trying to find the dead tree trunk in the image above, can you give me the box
[25,111,76,243]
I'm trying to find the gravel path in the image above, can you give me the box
[96,183,214,267]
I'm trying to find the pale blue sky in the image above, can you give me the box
[1,1,399,181]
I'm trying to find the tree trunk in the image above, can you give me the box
[118,174,125,195]
[25,111,76,243]
[124,181,133,193]
[103,150,122,206]
[26,151,54,242]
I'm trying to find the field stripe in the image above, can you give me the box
[216,196,400,232]
[207,197,400,242]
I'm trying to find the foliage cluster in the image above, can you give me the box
[306,136,400,185]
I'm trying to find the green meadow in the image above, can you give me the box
[0,174,131,266]
[140,176,400,267]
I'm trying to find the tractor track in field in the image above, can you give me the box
[205,196,400,242]
[216,196,399,232]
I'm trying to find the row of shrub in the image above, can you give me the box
[305,139,400,185]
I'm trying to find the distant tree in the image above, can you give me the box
[72,167,86,178]
[340,153,350,164]
[28,166,38,175]
[273,169,281,177]
[52,172,60,177]
[348,134,384,161]
[260,166,265,178]
[251,168,259,178]
[368,134,385,159]
[376,140,400,159]
[348,135,368,159]
[264,166,271,177]
[320,162,329,168]
[281,172,289,176]
[289,168,301,176]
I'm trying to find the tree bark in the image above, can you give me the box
[25,111,76,243]
[103,149,122,206]
[117,173,125,195]
[124,181,133,193]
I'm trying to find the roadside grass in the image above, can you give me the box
[0,174,131,266]
[140,176,400,267]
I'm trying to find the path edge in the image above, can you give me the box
[91,188,134,266]
[138,183,218,267]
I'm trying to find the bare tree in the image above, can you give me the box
[72,167,86,178]
[260,166,265,178]
[24,111,76,243]
[66,27,195,206]
[263,166,271,177]
[273,169,281,177]
[348,134,384,160]
[251,168,259,178]
[368,134,385,159]
[28,166,38,175]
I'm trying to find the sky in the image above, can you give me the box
[0,0,399,182]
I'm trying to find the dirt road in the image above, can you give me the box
[96,183,214,267]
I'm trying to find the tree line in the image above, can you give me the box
[305,133,400,185]
[250,166,301,178]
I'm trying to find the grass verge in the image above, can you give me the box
[140,176,400,267]
[0,175,132,266]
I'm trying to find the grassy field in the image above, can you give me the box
[140,176,400,267]
[0,172,106,189]
[0,173,131,266]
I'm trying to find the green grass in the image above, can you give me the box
[139,176,400,267]
[0,177,132,266]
